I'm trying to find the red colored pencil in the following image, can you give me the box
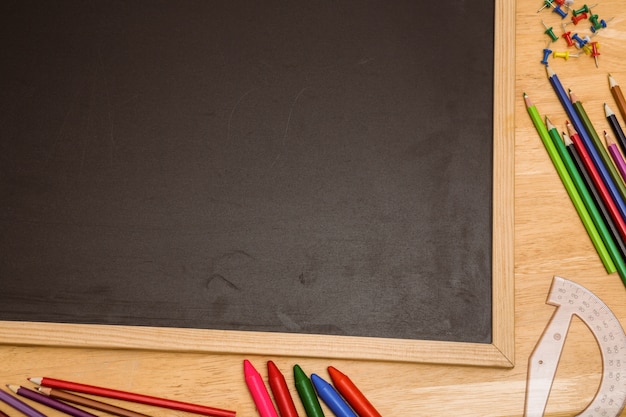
[29,377,235,417]
[267,361,299,417]
[327,366,382,417]
[566,122,626,242]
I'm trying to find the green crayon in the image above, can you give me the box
[293,364,325,417]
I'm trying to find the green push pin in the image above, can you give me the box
[573,3,598,16]
[542,20,559,42]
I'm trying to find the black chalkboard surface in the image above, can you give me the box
[1,0,504,349]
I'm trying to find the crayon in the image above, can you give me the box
[311,374,356,417]
[293,365,325,417]
[327,367,382,417]
[267,361,299,417]
[244,360,278,417]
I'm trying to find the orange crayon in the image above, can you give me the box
[327,367,381,417]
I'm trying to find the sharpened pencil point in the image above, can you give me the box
[605,103,615,117]
[546,65,555,78]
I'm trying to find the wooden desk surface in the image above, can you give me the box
[2,0,626,415]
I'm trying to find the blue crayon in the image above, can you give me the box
[311,374,357,417]
[546,66,626,221]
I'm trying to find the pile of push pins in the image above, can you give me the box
[537,0,613,68]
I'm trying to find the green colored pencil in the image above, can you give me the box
[570,90,626,201]
[547,117,626,281]
[524,93,615,273]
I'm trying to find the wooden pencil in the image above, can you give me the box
[548,118,626,281]
[605,130,626,184]
[570,90,626,210]
[29,377,235,417]
[37,387,152,417]
[564,131,626,262]
[525,93,614,272]
[609,74,626,123]
[605,103,626,156]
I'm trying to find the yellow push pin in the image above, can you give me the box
[552,51,580,60]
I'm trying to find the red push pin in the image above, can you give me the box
[571,12,588,24]
[561,29,575,47]
[589,41,600,67]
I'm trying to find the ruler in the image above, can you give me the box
[525,276,626,417]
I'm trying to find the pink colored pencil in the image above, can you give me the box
[605,130,626,185]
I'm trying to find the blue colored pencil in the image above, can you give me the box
[546,66,626,222]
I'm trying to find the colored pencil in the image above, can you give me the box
[243,360,278,417]
[570,90,626,203]
[563,131,626,262]
[525,92,614,272]
[0,388,48,417]
[605,130,626,184]
[0,410,9,417]
[267,361,299,417]
[605,103,626,156]
[37,387,152,417]
[327,367,381,417]
[311,374,357,417]
[567,122,626,248]
[293,365,325,417]
[28,377,235,417]
[609,74,626,123]
[548,118,626,280]
[8,385,97,417]
[546,67,626,222]
[565,130,626,288]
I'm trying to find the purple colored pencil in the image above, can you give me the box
[605,130,626,184]
[8,385,97,417]
[0,388,48,417]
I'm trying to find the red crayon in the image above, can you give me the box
[327,366,382,417]
[267,361,299,417]
[28,377,235,417]
[567,121,626,243]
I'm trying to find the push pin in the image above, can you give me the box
[553,51,580,60]
[589,14,608,32]
[582,41,599,55]
[542,20,559,42]
[562,29,575,46]
[537,0,554,13]
[552,5,568,18]
[573,4,597,16]
[571,12,588,24]
[590,41,600,67]
[541,42,553,65]
[572,33,589,48]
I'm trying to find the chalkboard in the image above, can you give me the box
[0,0,514,365]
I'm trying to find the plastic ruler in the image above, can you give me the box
[525,276,626,416]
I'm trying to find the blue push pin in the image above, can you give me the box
[590,19,607,33]
[541,42,553,65]
[552,5,568,18]
[572,33,589,48]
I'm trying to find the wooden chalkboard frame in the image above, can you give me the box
[0,0,515,367]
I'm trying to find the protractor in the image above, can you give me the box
[525,276,626,417]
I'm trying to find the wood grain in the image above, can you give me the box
[2,0,626,415]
